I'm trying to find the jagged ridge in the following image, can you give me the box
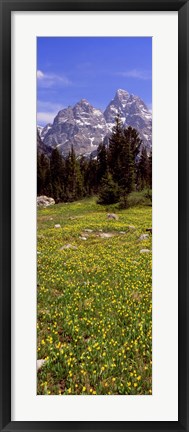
[38,89,152,156]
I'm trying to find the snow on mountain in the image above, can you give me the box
[40,89,152,156]
[104,89,152,150]
[37,125,43,137]
[43,99,108,155]
[37,124,52,141]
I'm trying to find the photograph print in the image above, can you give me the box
[37,37,152,395]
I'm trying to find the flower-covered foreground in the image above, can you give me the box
[37,198,152,395]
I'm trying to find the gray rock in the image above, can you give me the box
[119,231,126,234]
[128,225,135,230]
[140,249,151,253]
[79,236,87,240]
[37,359,46,371]
[60,244,78,250]
[54,224,61,228]
[99,232,114,238]
[37,195,55,207]
[84,229,93,233]
[139,234,149,241]
[107,213,119,220]
[40,123,52,140]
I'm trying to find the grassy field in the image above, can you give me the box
[37,197,152,395]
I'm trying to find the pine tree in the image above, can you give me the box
[75,159,84,199]
[97,172,119,205]
[119,131,134,194]
[37,151,52,196]
[147,150,152,189]
[124,126,142,159]
[79,156,89,197]
[50,148,65,201]
[85,156,98,196]
[97,142,108,185]
[65,146,83,201]
[108,115,124,184]
[123,126,142,190]
[37,150,43,195]
[138,147,148,190]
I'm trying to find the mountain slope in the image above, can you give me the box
[42,99,108,156]
[104,89,152,150]
[40,89,152,156]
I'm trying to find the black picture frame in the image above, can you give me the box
[0,0,188,431]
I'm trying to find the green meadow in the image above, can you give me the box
[37,198,152,395]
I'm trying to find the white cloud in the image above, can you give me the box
[37,70,44,79]
[116,69,151,80]
[37,70,72,88]
[37,111,58,125]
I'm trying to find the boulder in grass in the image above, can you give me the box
[140,249,151,253]
[99,232,114,239]
[37,359,46,371]
[37,196,55,207]
[60,244,78,250]
[107,213,119,220]
[139,234,149,241]
[55,224,61,228]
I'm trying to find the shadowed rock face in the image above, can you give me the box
[37,130,52,156]
[39,89,152,156]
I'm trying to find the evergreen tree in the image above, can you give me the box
[97,142,108,185]
[37,150,43,195]
[37,116,152,207]
[37,151,52,196]
[119,132,134,194]
[79,156,89,197]
[65,146,83,201]
[108,115,124,184]
[138,147,148,190]
[147,150,152,189]
[97,172,119,205]
[75,159,84,199]
[85,156,98,196]
[124,126,142,160]
[50,148,65,201]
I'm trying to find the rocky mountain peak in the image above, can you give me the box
[114,89,130,105]
[73,99,97,115]
[104,89,152,150]
[78,98,91,106]
[40,89,152,156]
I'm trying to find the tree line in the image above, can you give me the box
[37,116,152,207]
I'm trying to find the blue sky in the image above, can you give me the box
[37,37,152,126]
